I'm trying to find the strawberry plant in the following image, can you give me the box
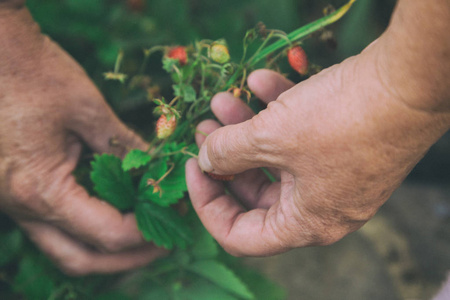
[0,1,357,299]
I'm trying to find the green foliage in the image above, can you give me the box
[173,84,197,103]
[235,267,287,300]
[187,260,254,299]
[122,149,152,171]
[135,201,193,249]
[14,255,55,300]
[90,154,135,211]
[138,143,190,206]
[190,226,219,260]
[172,277,238,300]
[0,229,23,267]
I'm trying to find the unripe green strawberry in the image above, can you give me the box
[156,114,177,139]
[210,43,230,64]
[287,46,308,75]
[168,46,187,66]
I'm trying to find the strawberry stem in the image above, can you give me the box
[223,0,357,90]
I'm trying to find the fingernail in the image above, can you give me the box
[198,145,213,172]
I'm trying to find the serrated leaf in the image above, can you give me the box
[139,159,181,206]
[173,277,237,300]
[162,57,178,73]
[187,260,254,299]
[173,84,196,103]
[122,149,152,171]
[183,85,197,103]
[138,143,191,206]
[90,154,135,210]
[135,201,193,249]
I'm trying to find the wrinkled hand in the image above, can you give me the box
[0,6,165,275]
[186,35,450,256]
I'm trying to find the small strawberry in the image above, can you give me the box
[205,172,235,181]
[167,46,188,66]
[156,114,177,139]
[287,46,308,75]
[210,43,230,64]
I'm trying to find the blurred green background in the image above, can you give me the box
[27,0,396,78]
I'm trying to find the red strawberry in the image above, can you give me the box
[205,172,235,181]
[156,114,177,139]
[287,46,308,75]
[168,46,188,66]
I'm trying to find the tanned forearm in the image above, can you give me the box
[380,0,450,113]
[0,0,44,77]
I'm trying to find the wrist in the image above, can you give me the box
[376,0,450,113]
[343,36,450,166]
[0,3,44,77]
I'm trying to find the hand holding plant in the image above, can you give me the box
[190,0,450,257]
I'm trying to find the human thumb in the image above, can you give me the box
[198,103,288,175]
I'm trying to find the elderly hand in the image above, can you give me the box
[186,0,450,257]
[0,3,165,275]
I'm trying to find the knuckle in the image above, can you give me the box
[248,101,290,156]
[207,129,230,167]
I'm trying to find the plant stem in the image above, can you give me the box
[223,0,357,90]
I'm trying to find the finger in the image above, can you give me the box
[247,69,295,104]
[19,221,166,276]
[67,92,147,157]
[195,120,221,147]
[197,106,288,175]
[43,173,149,253]
[195,120,279,209]
[186,158,287,256]
[227,171,281,209]
[210,91,283,180]
[211,92,255,125]
[198,72,294,175]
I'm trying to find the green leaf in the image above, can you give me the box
[191,226,218,260]
[162,57,178,73]
[236,268,286,300]
[173,84,196,103]
[96,291,132,300]
[139,159,182,206]
[135,201,193,249]
[14,255,55,300]
[138,143,190,206]
[90,154,135,210]
[173,277,237,300]
[0,229,23,266]
[140,285,171,300]
[187,260,254,299]
[122,149,152,171]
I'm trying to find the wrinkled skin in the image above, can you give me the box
[186,0,450,257]
[0,4,165,275]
